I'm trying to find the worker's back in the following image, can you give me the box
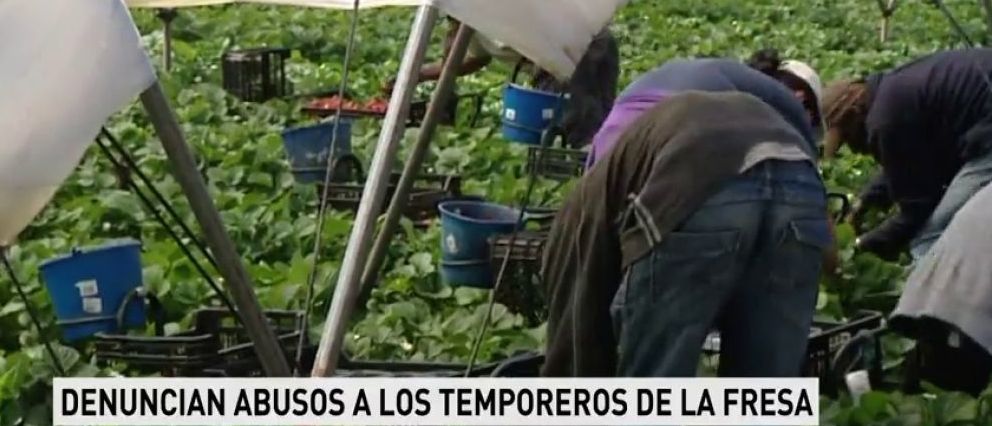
[541,91,820,377]
[867,48,992,160]
[622,58,817,153]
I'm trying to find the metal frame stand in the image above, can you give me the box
[358,23,477,302]
[310,5,439,377]
[876,0,900,42]
[140,82,291,377]
[873,0,992,45]
[0,247,68,376]
[156,8,178,72]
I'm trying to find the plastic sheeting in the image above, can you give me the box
[124,0,627,80]
[0,0,155,244]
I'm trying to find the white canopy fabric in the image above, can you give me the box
[0,0,155,244]
[125,0,627,80]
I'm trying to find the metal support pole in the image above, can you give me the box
[310,5,439,377]
[140,82,291,377]
[875,0,899,43]
[358,24,476,302]
[157,9,177,72]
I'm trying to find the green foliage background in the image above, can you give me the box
[3,0,992,424]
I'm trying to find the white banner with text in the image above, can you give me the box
[53,377,818,425]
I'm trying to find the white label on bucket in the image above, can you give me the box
[504,108,516,121]
[82,297,103,315]
[845,370,872,403]
[445,234,459,255]
[703,333,720,352]
[76,280,99,297]
[542,108,555,120]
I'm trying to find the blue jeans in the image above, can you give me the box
[910,150,992,260]
[610,160,829,377]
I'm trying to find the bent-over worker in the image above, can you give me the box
[889,182,992,396]
[584,56,839,275]
[541,90,829,378]
[822,48,992,261]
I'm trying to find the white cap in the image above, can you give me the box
[781,60,823,114]
[780,59,825,137]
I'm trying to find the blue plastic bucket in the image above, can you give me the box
[38,239,146,342]
[438,201,521,288]
[280,119,354,184]
[500,83,566,145]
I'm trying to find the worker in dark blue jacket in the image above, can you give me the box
[823,48,992,261]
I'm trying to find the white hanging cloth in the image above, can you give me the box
[0,0,156,244]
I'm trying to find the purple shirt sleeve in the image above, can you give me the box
[586,89,672,169]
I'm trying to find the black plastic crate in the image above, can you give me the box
[526,146,588,181]
[487,208,556,265]
[490,231,546,263]
[97,308,543,378]
[489,231,548,326]
[827,323,913,397]
[805,311,885,380]
[834,318,990,397]
[92,332,218,377]
[486,208,557,325]
[94,308,304,377]
[221,47,291,102]
[318,173,463,226]
[195,309,305,377]
[702,311,884,390]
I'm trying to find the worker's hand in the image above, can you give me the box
[853,234,901,262]
[846,199,869,234]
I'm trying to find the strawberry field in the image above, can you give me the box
[4,0,992,424]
